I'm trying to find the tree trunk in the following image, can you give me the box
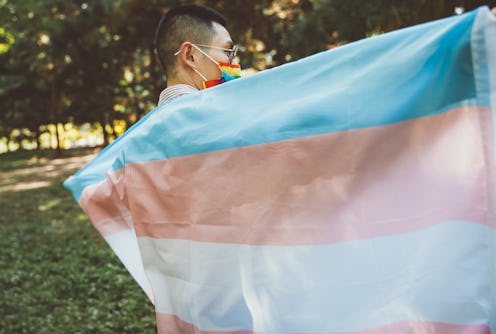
[6,135,11,152]
[50,74,63,156]
[113,122,121,139]
[104,123,110,146]
[125,117,132,131]
[55,123,63,156]
[99,115,110,147]
[100,109,116,147]
[35,129,42,151]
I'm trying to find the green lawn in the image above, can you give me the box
[0,149,156,333]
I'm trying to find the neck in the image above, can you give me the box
[167,68,201,89]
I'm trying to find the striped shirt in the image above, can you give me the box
[157,84,198,106]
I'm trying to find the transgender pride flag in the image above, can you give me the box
[65,6,496,333]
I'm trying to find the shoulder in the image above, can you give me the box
[157,84,198,106]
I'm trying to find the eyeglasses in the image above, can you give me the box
[174,43,238,63]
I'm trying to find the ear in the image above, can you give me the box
[177,42,196,68]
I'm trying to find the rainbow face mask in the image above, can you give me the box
[203,62,241,88]
[192,44,242,89]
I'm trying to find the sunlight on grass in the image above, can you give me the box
[0,149,155,333]
[11,180,53,192]
[39,198,61,211]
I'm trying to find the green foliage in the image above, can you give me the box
[0,75,23,96]
[0,150,155,333]
[0,0,495,152]
[0,26,14,53]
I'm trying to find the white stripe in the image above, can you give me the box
[138,221,494,333]
[484,8,496,111]
[480,9,496,332]
[105,230,152,301]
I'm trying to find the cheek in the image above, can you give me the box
[205,63,221,79]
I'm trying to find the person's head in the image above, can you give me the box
[155,4,238,89]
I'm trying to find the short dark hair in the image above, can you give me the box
[155,4,227,79]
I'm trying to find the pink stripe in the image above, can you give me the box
[156,313,490,334]
[342,322,491,334]
[156,313,257,334]
[81,106,495,243]
[79,169,132,236]
[127,106,493,244]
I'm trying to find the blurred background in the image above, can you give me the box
[1,1,495,333]
[1,0,495,154]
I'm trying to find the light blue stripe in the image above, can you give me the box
[64,8,489,200]
[141,221,494,333]
[125,9,477,160]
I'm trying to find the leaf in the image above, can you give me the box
[0,75,24,95]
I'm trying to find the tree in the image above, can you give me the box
[1,0,495,154]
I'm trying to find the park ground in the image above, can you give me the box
[0,149,156,333]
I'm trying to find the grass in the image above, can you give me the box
[0,149,156,333]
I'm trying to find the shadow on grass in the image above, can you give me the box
[0,148,101,194]
[0,149,156,334]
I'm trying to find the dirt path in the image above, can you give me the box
[0,150,99,193]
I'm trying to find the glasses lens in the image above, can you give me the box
[230,45,238,63]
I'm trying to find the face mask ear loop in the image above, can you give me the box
[177,44,210,82]
[191,44,224,89]
[191,44,220,66]
[192,67,208,81]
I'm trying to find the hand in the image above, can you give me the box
[492,7,496,16]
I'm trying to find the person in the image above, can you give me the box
[154,4,241,106]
